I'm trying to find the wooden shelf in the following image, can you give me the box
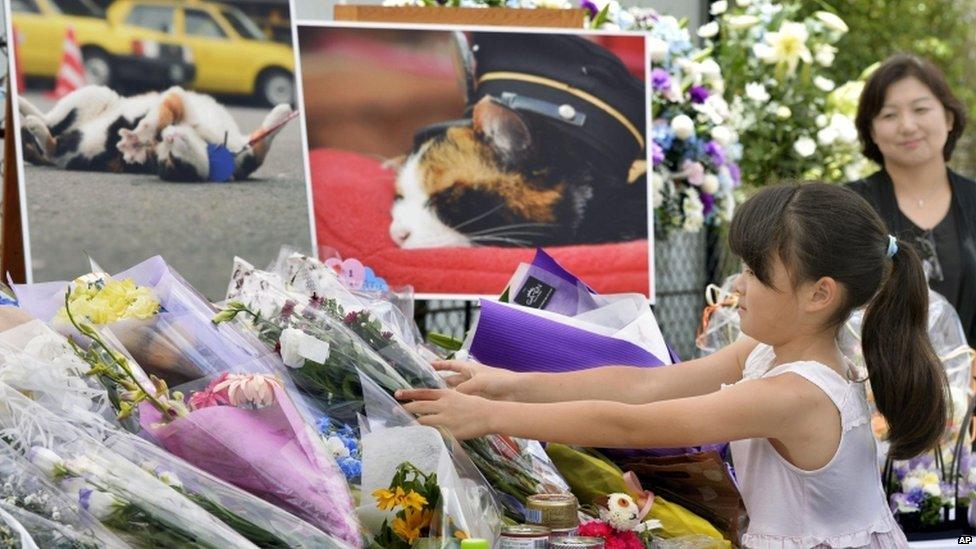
[333,5,587,28]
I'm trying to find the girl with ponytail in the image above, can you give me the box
[399,182,945,546]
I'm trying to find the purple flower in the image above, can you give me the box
[651,68,671,92]
[700,190,715,217]
[705,140,725,166]
[78,487,93,510]
[280,299,296,319]
[727,163,741,185]
[652,143,665,164]
[580,0,599,17]
[689,86,710,104]
[906,487,926,507]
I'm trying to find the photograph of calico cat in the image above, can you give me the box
[19,85,293,182]
[390,96,647,249]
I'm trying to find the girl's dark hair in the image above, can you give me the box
[729,182,948,460]
[855,54,967,165]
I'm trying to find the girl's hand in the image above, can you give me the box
[396,388,493,440]
[432,360,517,401]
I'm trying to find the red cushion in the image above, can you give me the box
[309,148,650,296]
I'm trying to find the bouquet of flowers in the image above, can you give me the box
[12,257,363,547]
[358,373,501,544]
[0,382,257,548]
[648,12,741,236]
[217,257,569,520]
[703,0,874,186]
[0,441,125,548]
[0,313,350,549]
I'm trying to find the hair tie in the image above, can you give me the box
[885,235,899,258]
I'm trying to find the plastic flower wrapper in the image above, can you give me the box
[217,261,570,520]
[0,440,126,548]
[839,288,974,460]
[0,318,351,549]
[0,504,34,548]
[358,372,501,544]
[13,256,363,545]
[137,370,361,546]
[694,275,741,357]
[0,501,110,549]
[270,247,423,349]
[0,383,258,548]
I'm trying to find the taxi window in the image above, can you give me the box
[125,5,174,33]
[185,9,227,38]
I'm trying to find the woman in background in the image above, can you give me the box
[848,54,976,346]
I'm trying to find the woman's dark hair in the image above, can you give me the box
[729,182,948,460]
[855,54,967,165]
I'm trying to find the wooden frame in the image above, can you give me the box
[1,77,25,284]
[333,5,587,28]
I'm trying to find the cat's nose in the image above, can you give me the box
[391,227,411,245]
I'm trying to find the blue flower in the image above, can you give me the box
[652,123,675,152]
[338,457,362,481]
[906,487,926,507]
[315,416,333,434]
[339,434,359,455]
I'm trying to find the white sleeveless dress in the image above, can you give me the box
[726,344,909,548]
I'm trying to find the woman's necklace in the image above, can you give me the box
[907,180,944,209]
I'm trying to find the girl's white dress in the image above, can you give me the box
[727,343,909,548]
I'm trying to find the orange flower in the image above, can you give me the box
[400,490,428,511]
[392,508,433,543]
[373,487,405,511]
[454,530,469,540]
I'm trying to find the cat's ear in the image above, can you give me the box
[472,96,531,165]
[381,155,407,171]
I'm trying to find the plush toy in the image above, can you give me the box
[601,492,643,531]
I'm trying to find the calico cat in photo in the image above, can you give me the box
[19,85,292,182]
[389,96,647,249]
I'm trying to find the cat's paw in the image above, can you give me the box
[22,115,48,138]
[117,128,150,164]
[263,104,293,129]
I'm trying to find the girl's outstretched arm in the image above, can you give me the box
[439,336,758,405]
[398,370,816,448]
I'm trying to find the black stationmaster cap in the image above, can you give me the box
[469,32,646,174]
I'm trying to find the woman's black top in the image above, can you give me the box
[848,169,976,347]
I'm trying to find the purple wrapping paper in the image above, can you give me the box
[471,299,667,373]
[140,386,362,547]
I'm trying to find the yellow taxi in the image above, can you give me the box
[108,0,296,105]
[12,0,195,90]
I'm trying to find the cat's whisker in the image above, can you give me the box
[467,222,555,237]
[450,203,507,232]
[471,235,531,246]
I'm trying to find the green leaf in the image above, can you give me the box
[426,332,463,352]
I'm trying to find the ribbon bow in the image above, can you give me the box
[623,471,654,522]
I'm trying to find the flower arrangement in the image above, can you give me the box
[370,462,467,548]
[648,13,741,235]
[887,455,954,527]
[704,0,874,187]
